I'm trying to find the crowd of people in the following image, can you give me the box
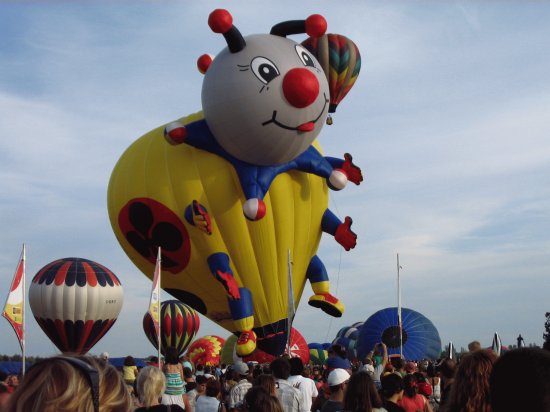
[1,341,549,412]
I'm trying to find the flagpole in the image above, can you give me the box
[22,244,26,376]
[286,249,294,355]
[397,253,403,359]
[157,247,162,369]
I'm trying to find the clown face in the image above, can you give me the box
[202,34,330,166]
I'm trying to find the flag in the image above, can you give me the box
[148,248,162,346]
[2,246,25,351]
[492,332,502,356]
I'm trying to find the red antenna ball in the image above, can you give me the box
[208,9,233,33]
[197,54,213,74]
[305,14,327,37]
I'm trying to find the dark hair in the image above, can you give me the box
[329,344,347,359]
[270,358,290,380]
[392,357,405,370]
[490,348,550,412]
[446,350,495,412]
[165,346,179,365]
[289,357,304,376]
[402,374,418,398]
[196,375,209,385]
[381,373,403,398]
[244,386,282,412]
[254,374,276,395]
[439,358,457,379]
[183,367,193,379]
[205,379,221,397]
[343,371,382,412]
[123,356,135,367]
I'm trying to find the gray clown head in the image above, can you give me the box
[200,10,330,166]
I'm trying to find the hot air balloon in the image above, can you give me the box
[356,307,441,361]
[332,321,364,361]
[222,327,310,365]
[29,257,123,354]
[302,33,361,123]
[220,334,239,365]
[308,342,329,365]
[187,335,225,366]
[143,300,200,356]
[108,10,362,359]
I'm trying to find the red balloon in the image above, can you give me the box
[244,327,310,364]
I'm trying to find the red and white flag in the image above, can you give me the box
[148,248,162,350]
[2,245,25,351]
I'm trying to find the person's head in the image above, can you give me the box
[446,349,496,412]
[270,357,291,380]
[254,374,277,395]
[392,357,405,371]
[5,355,132,412]
[404,361,417,374]
[6,375,19,387]
[288,357,304,376]
[468,340,481,352]
[233,362,250,379]
[195,375,208,393]
[123,356,135,367]
[343,371,382,412]
[328,344,347,359]
[205,379,221,398]
[439,358,457,380]
[164,346,180,365]
[490,348,550,412]
[136,366,165,408]
[327,368,350,394]
[243,386,284,412]
[100,352,109,361]
[183,366,193,379]
[402,373,419,398]
[380,373,404,400]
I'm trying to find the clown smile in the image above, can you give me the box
[261,93,329,132]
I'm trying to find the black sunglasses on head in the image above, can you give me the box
[55,357,100,412]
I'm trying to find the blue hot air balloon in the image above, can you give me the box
[332,321,363,361]
[356,307,441,361]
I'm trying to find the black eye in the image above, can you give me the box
[251,56,280,84]
[295,45,316,68]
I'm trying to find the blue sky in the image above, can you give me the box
[1,1,549,357]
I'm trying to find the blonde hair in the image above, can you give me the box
[4,355,132,412]
[136,366,166,407]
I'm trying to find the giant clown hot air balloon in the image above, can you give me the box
[187,335,225,366]
[108,9,362,358]
[356,307,442,361]
[143,300,200,356]
[29,257,123,354]
[302,33,361,123]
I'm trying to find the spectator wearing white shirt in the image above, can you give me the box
[287,358,317,412]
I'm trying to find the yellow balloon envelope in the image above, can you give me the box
[108,111,328,356]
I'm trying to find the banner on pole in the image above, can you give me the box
[147,248,162,344]
[2,247,25,351]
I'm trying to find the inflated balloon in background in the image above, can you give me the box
[220,334,239,365]
[302,33,361,122]
[29,257,123,354]
[143,299,200,356]
[308,342,330,365]
[332,321,363,361]
[356,307,442,361]
[187,335,225,366]
[222,327,310,365]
